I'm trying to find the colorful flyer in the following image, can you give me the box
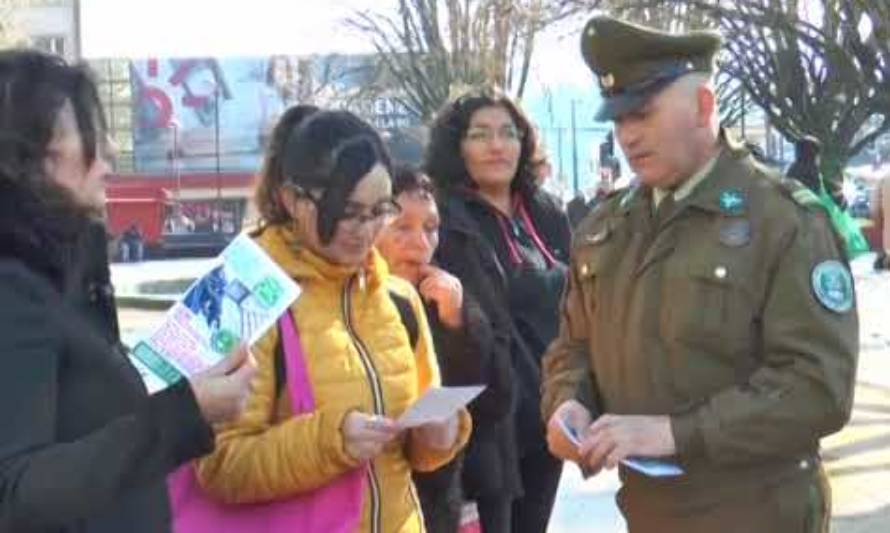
[130,234,300,392]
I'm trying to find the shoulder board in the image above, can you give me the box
[777,178,821,209]
[617,184,640,211]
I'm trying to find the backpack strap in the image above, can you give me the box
[274,291,420,397]
[387,289,419,350]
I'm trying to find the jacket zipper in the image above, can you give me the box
[342,274,384,533]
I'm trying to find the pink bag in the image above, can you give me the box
[168,311,366,533]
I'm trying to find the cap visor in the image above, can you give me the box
[594,92,652,121]
[593,75,681,122]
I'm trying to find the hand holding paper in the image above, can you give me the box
[396,386,484,429]
[546,399,592,463]
[557,414,685,478]
[129,235,301,393]
[341,412,399,462]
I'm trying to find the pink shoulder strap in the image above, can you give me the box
[278,310,315,413]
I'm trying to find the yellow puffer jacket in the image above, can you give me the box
[196,225,472,533]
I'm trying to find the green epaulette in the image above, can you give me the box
[777,178,821,210]
[616,184,639,211]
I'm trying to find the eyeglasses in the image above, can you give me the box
[464,126,523,144]
[286,183,401,232]
[339,198,402,232]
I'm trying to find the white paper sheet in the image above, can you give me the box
[397,386,485,429]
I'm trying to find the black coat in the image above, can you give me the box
[0,181,214,533]
[567,195,592,228]
[413,293,513,531]
[434,187,570,499]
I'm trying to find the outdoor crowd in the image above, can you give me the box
[0,12,888,533]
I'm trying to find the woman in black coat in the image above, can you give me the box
[425,88,572,533]
[0,50,255,533]
[376,165,514,532]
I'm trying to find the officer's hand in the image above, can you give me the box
[579,414,676,472]
[546,400,592,463]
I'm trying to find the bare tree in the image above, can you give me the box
[558,0,890,179]
[0,1,28,49]
[346,0,571,121]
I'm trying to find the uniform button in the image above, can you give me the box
[714,266,727,279]
[799,459,809,470]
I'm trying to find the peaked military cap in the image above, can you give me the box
[580,15,722,121]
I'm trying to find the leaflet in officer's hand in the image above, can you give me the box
[558,416,685,478]
[129,234,301,393]
[397,386,485,429]
[621,457,684,477]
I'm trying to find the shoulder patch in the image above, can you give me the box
[811,260,854,314]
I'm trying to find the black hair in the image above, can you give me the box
[392,163,434,198]
[424,87,539,198]
[0,49,108,284]
[255,104,320,224]
[279,110,392,244]
[794,135,822,161]
[787,134,824,191]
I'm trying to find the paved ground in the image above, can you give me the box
[823,263,890,533]
[115,255,890,533]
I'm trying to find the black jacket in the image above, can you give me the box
[413,293,513,531]
[0,181,214,533]
[567,195,592,228]
[434,187,570,499]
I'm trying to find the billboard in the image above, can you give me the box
[131,56,309,173]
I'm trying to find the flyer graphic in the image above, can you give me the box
[130,234,300,392]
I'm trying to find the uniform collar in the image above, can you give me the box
[620,130,755,217]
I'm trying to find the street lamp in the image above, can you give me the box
[168,118,181,203]
[214,89,222,234]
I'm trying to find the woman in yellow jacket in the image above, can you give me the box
[196,107,472,532]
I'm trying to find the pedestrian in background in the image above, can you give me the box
[426,88,571,533]
[542,16,857,533]
[376,164,514,532]
[195,108,471,532]
[873,172,890,270]
[788,135,848,210]
[0,49,255,533]
[566,190,592,228]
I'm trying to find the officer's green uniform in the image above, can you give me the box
[541,16,858,533]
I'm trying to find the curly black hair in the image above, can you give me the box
[423,87,539,198]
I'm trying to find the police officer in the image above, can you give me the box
[541,16,858,533]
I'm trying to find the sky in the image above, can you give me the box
[79,0,595,87]
[80,0,609,192]
[81,0,377,57]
